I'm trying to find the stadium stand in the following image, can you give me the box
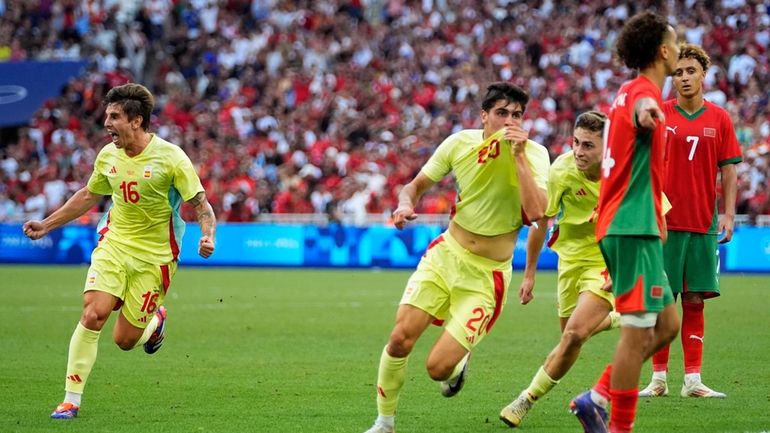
[0,0,768,225]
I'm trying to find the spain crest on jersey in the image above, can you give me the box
[143,165,153,179]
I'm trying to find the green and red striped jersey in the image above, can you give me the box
[596,76,667,240]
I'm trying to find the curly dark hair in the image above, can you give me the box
[104,83,154,131]
[615,12,672,70]
[481,82,529,113]
[679,43,711,72]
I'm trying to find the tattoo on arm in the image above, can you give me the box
[189,192,217,238]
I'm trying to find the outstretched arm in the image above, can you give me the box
[23,187,102,240]
[187,191,217,258]
[392,171,436,230]
[634,97,665,131]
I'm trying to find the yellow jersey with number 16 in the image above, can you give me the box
[87,134,204,264]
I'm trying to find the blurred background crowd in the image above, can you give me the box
[0,0,768,225]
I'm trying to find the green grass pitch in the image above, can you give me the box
[1,265,768,432]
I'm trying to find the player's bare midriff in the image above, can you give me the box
[448,220,517,262]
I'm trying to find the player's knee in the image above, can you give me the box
[662,319,679,344]
[561,328,588,350]
[387,330,416,357]
[80,309,105,330]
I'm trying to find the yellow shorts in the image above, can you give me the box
[85,242,177,328]
[556,259,614,318]
[400,231,512,350]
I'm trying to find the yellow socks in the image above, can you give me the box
[609,311,621,329]
[525,366,559,401]
[64,322,101,394]
[376,346,409,416]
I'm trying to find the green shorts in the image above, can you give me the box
[400,231,512,350]
[599,235,673,314]
[85,242,177,328]
[664,231,720,298]
[557,258,614,318]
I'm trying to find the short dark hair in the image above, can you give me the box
[575,111,607,133]
[616,12,671,70]
[481,82,529,113]
[679,43,711,71]
[104,83,154,130]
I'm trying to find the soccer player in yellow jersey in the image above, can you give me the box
[499,111,619,428]
[362,82,550,433]
[22,83,217,419]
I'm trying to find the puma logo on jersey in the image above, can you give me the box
[688,334,704,343]
[666,126,678,135]
[703,127,716,137]
[575,188,588,196]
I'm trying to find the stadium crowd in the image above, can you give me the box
[0,0,769,224]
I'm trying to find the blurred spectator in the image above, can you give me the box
[0,0,768,223]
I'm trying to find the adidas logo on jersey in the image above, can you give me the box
[109,166,117,174]
[575,188,588,196]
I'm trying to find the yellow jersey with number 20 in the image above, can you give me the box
[421,128,549,236]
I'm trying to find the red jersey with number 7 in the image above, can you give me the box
[596,76,667,241]
[662,99,743,234]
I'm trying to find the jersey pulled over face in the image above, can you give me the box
[421,128,549,236]
[481,100,524,136]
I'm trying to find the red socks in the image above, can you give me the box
[682,301,705,374]
[609,388,638,433]
[651,343,670,372]
[650,301,705,374]
[594,364,612,400]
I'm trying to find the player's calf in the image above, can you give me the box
[440,353,471,398]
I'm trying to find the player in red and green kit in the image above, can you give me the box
[362,82,549,433]
[23,83,217,419]
[639,44,742,399]
[569,12,681,433]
